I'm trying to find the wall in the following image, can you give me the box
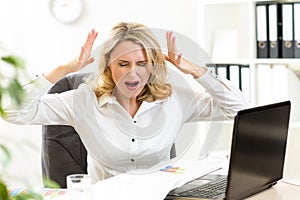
[0,0,201,76]
[0,0,202,187]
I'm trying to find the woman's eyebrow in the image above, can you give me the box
[118,60,129,62]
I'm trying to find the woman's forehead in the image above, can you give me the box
[110,40,147,61]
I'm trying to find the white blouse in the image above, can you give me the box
[4,70,249,183]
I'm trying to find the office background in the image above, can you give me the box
[0,0,202,187]
[1,0,300,188]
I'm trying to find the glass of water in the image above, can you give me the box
[67,174,92,200]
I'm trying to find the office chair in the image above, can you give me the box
[42,73,89,188]
[42,73,176,188]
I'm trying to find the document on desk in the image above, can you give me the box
[91,160,221,200]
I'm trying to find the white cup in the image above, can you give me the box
[66,174,92,200]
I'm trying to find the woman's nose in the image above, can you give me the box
[128,63,137,73]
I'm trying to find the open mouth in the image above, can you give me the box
[125,81,140,90]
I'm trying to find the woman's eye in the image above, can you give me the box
[137,61,147,66]
[119,63,128,67]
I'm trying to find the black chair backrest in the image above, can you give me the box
[42,73,90,188]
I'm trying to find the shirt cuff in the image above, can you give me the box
[195,69,225,90]
[31,74,53,94]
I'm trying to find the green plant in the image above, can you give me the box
[0,53,43,200]
[0,54,26,117]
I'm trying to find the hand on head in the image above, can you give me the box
[165,31,206,79]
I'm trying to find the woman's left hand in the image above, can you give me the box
[165,31,206,79]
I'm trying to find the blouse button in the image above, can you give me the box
[132,138,135,142]
[133,120,137,123]
[130,158,135,162]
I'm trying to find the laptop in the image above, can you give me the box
[166,101,291,200]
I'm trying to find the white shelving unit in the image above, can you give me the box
[198,0,300,185]
[199,0,300,122]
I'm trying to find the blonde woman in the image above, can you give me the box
[4,22,249,182]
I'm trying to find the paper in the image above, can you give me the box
[91,159,221,200]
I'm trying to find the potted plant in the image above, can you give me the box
[0,52,43,200]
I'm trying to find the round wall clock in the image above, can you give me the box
[49,0,84,24]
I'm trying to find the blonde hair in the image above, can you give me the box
[94,22,172,102]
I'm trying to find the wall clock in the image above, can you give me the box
[49,0,84,24]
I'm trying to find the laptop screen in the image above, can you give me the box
[226,101,291,199]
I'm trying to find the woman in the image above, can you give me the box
[4,22,249,182]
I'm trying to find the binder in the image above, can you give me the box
[240,65,251,101]
[216,65,228,80]
[293,3,300,58]
[256,3,269,58]
[256,64,273,105]
[228,65,240,89]
[281,3,294,58]
[268,2,282,58]
[272,64,289,102]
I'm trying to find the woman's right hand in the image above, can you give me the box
[44,29,98,83]
[66,29,98,73]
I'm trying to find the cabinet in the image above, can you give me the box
[198,0,300,122]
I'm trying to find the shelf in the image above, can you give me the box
[202,0,280,6]
[199,0,300,123]
[209,58,252,65]
[202,0,255,5]
[202,1,254,60]
[254,59,300,65]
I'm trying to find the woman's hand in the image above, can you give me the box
[67,29,98,73]
[165,31,207,79]
[44,29,98,83]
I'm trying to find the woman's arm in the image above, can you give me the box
[164,31,207,79]
[165,31,250,121]
[3,30,98,125]
[44,29,98,83]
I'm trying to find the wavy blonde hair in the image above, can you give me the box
[94,22,172,102]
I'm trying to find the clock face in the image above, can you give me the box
[49,0,84,24]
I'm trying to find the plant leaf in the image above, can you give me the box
[1,55,25,69]
[43,177,61,189]
[6,79,25,106]
[0,93,5,117]
[0,144,11,168]
[10,192,43,200]
[0,180,9,200]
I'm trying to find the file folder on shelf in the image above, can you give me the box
[256,3,269,58]
[206,64,251,101]
[216,64,228,80]
[228,65,240,89]
[256,64,273,105]
[294,2,300,58]
[281,3,294,58]
[240,65,251,101]
[268,2,282,58]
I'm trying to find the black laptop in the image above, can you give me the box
[166,101,291,200]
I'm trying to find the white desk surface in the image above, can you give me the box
[31,180,300,200]
[245,181,300,200]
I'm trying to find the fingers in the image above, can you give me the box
[177,53,182,65]
[79,29,98,62]
[166,31,182,66]
[83,29,98,52]
[166,31,177,57]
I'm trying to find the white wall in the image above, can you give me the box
[0,0,201,77]
[0,0,202,187]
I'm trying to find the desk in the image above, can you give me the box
[245,181,300,200]
[9,180,300,200]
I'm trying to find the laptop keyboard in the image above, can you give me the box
[178,177,227,198]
